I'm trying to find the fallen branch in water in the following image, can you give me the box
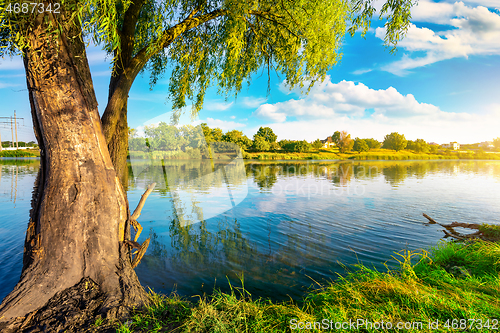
[423,213,500,242]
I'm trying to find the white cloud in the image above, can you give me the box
[249,77,500,143]
[230,115,236,119]
[204,117,246,131]
[254,104,288,122]
[0,81,21,89]
[352,68,373,75]
[0,56,23,70]
[203,100,234,111]
[86,49,111,65]
[255,77,440,122]
[241,96,267,108]
[135,125,146,137]
[378,0,500,75]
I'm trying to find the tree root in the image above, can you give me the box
[423,213,500,242]
[0,278,125,333]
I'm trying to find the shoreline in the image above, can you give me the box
[111,239,500,333]
[124,148,500,161]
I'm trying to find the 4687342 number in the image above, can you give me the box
[443,319,499,330]
[4,2,61,14]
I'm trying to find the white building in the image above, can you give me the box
[320,137,336,148]
[441,142,460,150]
[478,141,494,148]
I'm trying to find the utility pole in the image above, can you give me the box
[14,111,18,149]
[11,116,14,148]
[0,116,24,149]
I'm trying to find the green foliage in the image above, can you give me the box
[252,135,270,151]
[383,132,407,151]
[222,130,252,150]
[331,131,341,147]
[0,149,37,157]
[275,139,310,152]
[254,127,277,143]
[1,0,416,121]
[118,240,500,333]
[352,138,369,152]
[333,130,353,153]
[311,139,323,149]
[363,138,381,149]
[479,224,500,240]
[144,122,185,151]
[278,139,295,152]
[493,137,500,150]
[201,123,224,144]
[1,141,38,148]
[407,138,429,153]
[294,140,311,153]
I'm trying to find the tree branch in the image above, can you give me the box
[108,0,147,98]
[102,8,227,144]
[249,10,299,39]
[131,182,156,221]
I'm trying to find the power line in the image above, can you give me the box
[0,112,25,149]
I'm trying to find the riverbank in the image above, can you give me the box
[244,148,500,161]
[0,149,40,157]
[128,149,500,161]
[111,238,500,333]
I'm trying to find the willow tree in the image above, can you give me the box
[95,0,415,184]
[0,0,415,330]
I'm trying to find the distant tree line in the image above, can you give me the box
[1,141,38,148]
[128,123,500,155]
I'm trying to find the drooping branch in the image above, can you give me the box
[101,8,227,145]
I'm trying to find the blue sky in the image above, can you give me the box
[1,0,499,144]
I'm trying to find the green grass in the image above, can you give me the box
[115,239,500,332]
[128,149,500,161]
[0,149,39,157]
[245,149,340,160]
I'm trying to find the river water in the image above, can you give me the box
[1,158,500,302]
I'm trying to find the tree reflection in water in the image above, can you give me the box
[129,159,500,301]
[143,212,336,302]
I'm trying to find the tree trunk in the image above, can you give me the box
[0,6,148,331]
[102,63,137,190]
[107,104,130,188]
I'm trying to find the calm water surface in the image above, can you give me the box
[1,158,500,302]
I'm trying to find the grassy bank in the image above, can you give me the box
[243,150,340,160]
[127,149,500,161]
[114,239,500,332]
[0,149,39,157]
[245,149,500,161]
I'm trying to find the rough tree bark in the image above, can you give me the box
[0,5,148,332]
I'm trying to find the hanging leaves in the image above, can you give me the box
[0,0,416,119]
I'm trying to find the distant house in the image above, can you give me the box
[441,142,460,150]
[478,141,494,148]
[320,136,336,148]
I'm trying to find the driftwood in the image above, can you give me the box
[423,213,498,242]
[126,183,156,268]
